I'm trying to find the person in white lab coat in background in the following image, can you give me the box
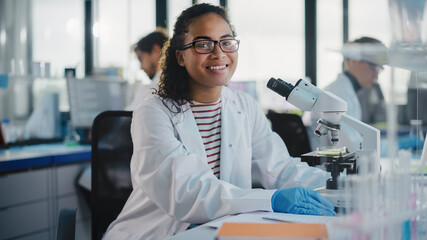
[126,28,169,110]
[104,3,334,240]
[305,37,387,153]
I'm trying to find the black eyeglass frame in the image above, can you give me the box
[181,39,240,54]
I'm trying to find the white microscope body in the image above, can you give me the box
[267,77,381,209]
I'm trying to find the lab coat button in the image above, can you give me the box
[237,111,241,114]
[229,144,232,148]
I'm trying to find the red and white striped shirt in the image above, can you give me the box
[190,99,222,178]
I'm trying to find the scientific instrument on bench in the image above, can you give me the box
[266,77,380,208]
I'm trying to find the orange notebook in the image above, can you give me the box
[216,222,329,239]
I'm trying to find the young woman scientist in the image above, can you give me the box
[104,3,335,240]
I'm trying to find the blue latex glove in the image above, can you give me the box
[271,187,336,216]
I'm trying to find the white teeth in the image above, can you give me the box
[208,65,226,70]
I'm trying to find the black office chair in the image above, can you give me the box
[266,110,311,157]
[56,208,77,240]
[91,111,133,240]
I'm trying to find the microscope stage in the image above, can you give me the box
[301,150,355,166]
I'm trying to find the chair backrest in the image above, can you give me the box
[56,208,77,240]
[91,111,133,240]
[266,110,311,157]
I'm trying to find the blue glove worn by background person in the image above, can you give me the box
[271,187,336,216]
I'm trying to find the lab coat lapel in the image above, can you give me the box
[172,106,206,158]
[220,88,244,182]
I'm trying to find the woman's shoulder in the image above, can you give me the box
[134,94,171,116]
[134,93,189,121]
[135,93,162,109]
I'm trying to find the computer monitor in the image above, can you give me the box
[67,78,127,128]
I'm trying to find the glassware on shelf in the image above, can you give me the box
[388,0,427,71]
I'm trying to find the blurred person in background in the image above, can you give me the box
[305,36,387,152]
[76,29,169,205]
[126,28,169,110]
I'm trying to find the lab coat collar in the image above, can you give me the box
[344,71,361,93]
[171,103,207,160]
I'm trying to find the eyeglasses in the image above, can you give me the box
[181,39,240,54]
[365,62,384,73]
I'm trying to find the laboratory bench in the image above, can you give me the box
[0,143,92,240]
[166,211,341,240]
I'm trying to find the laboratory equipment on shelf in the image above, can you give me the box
[326,1,427,238]
[331,145,427,240]
[266,77,381,209]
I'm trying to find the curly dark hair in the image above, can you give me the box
[156,3,236,112]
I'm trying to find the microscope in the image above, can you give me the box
[267,77,380,209]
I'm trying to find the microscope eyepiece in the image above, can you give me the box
[266,77,294,99]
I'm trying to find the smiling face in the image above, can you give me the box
[176,13,238,102]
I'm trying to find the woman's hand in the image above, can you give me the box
[271,187,336,216]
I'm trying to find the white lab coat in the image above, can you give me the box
[306,73,363,152]
[104,86,330,240]
[326,73,361,121]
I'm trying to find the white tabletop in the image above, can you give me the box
[0,143,91,172]
[0,143,90,162]
[166,211,339,240]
